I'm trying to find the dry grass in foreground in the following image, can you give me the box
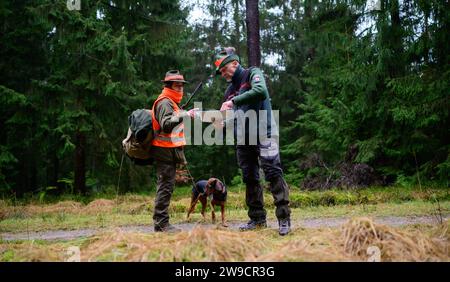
[1,217,448,262]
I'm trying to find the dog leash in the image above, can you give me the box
[184,162,206,215]
[116,153,125,203]
[187,192,203,215]
[183,162,197,189]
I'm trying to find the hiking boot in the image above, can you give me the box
[154,224,181,233]
[278,218,291,236]
[239,219,267,231]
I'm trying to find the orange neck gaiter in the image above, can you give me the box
[158,87,183,104]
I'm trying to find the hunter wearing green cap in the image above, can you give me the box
[215,47,292,236]
[214,47,241,77]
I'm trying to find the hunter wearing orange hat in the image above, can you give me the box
[150,70,197,233]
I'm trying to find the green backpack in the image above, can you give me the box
[122,109,154,165]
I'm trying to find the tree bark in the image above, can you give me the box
[232,0,241,54]
[74,130,86,194]
[304,0,315,61]
[245,0,261,67]
[304,0,312,18]
[389,0,404,77]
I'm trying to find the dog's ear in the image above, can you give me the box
[205,179,211,192]
[206,178,216,188]
[217,180,226,193]
[208,178,216,187]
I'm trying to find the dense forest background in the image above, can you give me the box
[1,0,448,197]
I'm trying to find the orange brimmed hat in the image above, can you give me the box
[161,70,189,83]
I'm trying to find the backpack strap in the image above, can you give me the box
[151,96,178,131]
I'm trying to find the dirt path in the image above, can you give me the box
[1,215,447,242]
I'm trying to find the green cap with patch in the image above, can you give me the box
[214,47,240,75]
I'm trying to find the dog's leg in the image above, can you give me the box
[200,197,207,221]
[186,194,200,220]
[220,203,228,227]
[210,202,216,223]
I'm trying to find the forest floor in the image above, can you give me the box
[1,214,448,241]
[0,186,449,261]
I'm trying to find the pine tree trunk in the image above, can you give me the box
[74,130,86,194]
[305,0,315,60]
[245,0,261,67]
[304,0,312,18]
[389,0,404,77]
[47,117,59,190]
[29,122,37,193]
[232,0,241,54]
[53,153,59,189]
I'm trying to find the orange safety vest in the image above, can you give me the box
[151,96,186,148]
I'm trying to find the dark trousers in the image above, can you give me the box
[237,138,291,220]
[153,160,176,228]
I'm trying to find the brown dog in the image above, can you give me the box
[186,178,228,226]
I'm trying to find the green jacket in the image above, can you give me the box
[231,67,269,106]
[150,98,187,165]
[223,66,276,141]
